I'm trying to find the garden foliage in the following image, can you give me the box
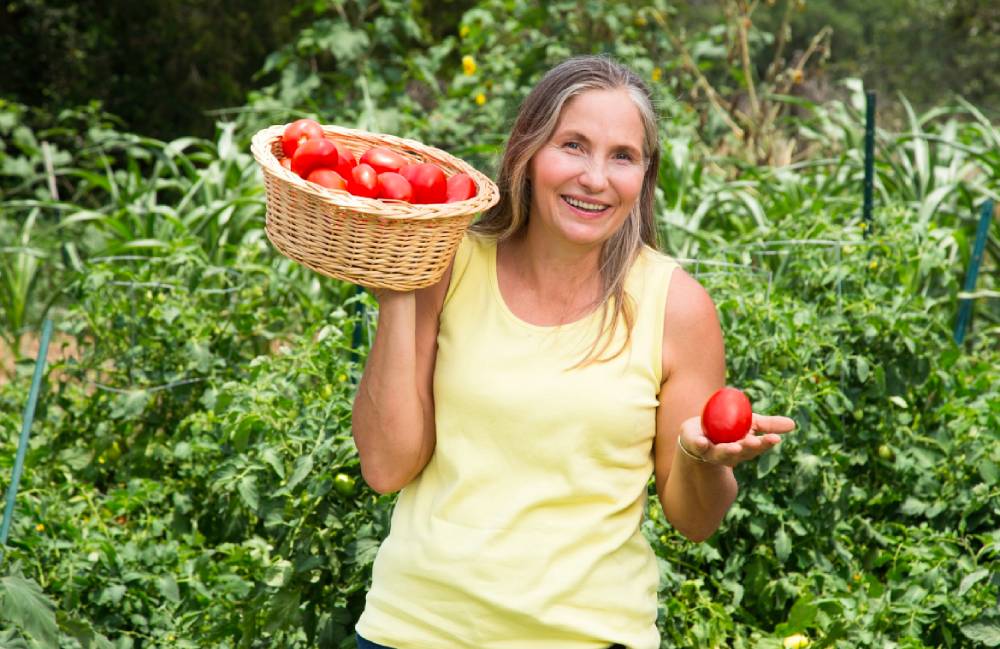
[1,1,998,647]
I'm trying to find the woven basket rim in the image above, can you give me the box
[250,123,500,222]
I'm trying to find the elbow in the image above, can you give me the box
[678,526,716,544]
[359,463,407,495]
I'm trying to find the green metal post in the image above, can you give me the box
[954,200,995,344]
[1,319,53,557]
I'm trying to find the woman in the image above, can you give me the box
[351,55,796,649]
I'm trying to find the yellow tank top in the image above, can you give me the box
[356,233,680,649]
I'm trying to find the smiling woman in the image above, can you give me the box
[350,55,796,649]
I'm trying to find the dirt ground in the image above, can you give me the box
[0,332,80,386]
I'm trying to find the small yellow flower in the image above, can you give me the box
[634,15,648,27]
[35,523,45,532]
[783,634,810,649]
[459,25,470,39]
[475,92,487,106]
[338,373,347,383]
[868,260,878,270]
[859,221,868,230]
[98,456,106,464]
[853,572,862,582]
[651,67,662,82]
[791,69,804,85]
[462,55,477,76]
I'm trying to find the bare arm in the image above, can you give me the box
[653,269,736,542]
[653,270,795,542]
[351,265,452,494]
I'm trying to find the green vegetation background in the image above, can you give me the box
[0,1,998,648]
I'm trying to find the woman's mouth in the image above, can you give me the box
[562,195,611,217]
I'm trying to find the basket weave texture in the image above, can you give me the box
[251,124,500,290]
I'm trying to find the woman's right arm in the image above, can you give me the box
[351,265,452,494]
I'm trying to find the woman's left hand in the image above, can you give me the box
[678,413,796,467]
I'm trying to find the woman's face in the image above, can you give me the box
[527,87,647,250]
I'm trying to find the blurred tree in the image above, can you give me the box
[0,0,302,139]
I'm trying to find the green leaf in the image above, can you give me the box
[961,616,1000,647]
[774,526,792,563]
[958,569,990,597]
[855,356,870,383]
[110,389,149,420]
[901,497,928,516]
[757,445,781,478]
[787,594,818,629]
[0,575,58,647]
[238,474,259,511]
[285,454,314,492]
[157,575,180,604]
[888,396,908,409]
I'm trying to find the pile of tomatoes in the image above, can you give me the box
[280,118,477,204]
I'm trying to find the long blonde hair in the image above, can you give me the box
[471,55,661,366]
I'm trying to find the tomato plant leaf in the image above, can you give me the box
[960,615,1000,647]
[0,574,58,648]
[774,526,792,563]
[958,569,990,597]
[238,474,259,511]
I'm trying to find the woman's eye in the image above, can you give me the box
[563,141,582,150]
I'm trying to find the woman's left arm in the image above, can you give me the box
[652,269,795,542]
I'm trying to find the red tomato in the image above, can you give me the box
[361,147,407,175]
[701,387,753,444]
[377,172,413,202]
[281,118,324,158]
[446,172,477,202]
[399,163,417,183]
[306,168,348,191]
[291,138,339,178]
[334,147,357,180]
[347,163,380,198]
[407,163,448,204]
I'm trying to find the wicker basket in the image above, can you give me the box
[251,123,500,290]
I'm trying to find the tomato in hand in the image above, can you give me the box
[361,147,407,175]
[701,387,753,444]
[347,163,380,198]
[377,172,413,202]
[306,168,348,191]
[407,163,448,204]
[446,172,477,202]
[281,118,324,158]
[291,138,339,178]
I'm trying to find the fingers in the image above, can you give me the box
[704,432,782,467]
[751,413,797,435]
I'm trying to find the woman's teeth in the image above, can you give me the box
[562,196,608,212]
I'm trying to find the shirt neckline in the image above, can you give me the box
[488,238,604,333]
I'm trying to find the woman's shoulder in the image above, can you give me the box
[632,247,718,335]
[442,230,494,306]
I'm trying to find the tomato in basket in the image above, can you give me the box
[306,168,348,191]
[291,138,340,178]
[361,147,407,175]
[377,172,413,202]
[407,163,448,204]
[334,147,357,180]
[446,173,477,202]
[281,119,324,158]
[348,163,380,198]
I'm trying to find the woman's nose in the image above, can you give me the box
[577,156,609,191]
